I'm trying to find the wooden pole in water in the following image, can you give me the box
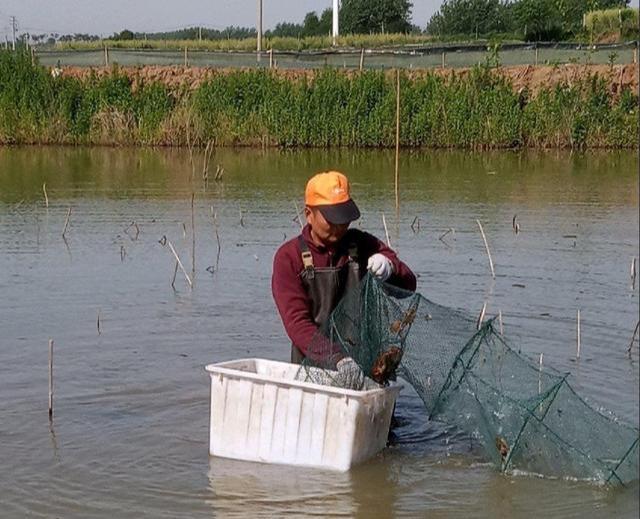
[293,201,303,230]
[166,239,193,288]
[534,46,539,66]
[42,182,48,208]
[394,69,400,214]
[62,207,71,239]
[476,219,495,278]
[628,320,639,355]
[441,51,446,68]
[191,193,196,276]
[538,353,543,394]
[476,301,487,330]
[576,309,581,359]
[498,310,504,335]
[631,257,637,290]
[269,48,273,69]
[359,48,364,70]
[104,44,109,67]
[382,213,391,248]
[184,46,188,67]
[48,339,54,420]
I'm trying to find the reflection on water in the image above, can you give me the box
[0,146,637,518]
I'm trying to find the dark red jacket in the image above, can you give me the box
[272,224,416,356]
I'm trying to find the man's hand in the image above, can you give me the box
[367,253,394,282]
[335,357,365,390]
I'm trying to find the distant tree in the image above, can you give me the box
[340,0,413,34]
[318,8,333,35]
[426,0,514,37]
[114,29,134,40]
[303,12,321,35]
[270,22,304,38]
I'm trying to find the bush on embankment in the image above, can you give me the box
[0,50,637,148]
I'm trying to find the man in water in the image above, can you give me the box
[271,171,416,388]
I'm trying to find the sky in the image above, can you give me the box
[0,1,443,39]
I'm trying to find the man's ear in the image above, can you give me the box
[304,206,312,221]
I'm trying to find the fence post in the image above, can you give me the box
[104,44,109,67]
[359,48,364,71]
[441,51,446,68]
[269,48,273,69]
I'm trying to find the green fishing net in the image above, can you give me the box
[299,273,640,484]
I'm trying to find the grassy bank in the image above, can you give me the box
[55,34,442,52]
[0,51,636,149]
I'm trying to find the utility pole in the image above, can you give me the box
[332,0,339,46]
[10,16,17,51]
[257,0,262,60]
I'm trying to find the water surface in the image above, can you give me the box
[0,146,638,518]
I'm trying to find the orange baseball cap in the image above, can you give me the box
[305,171,361,224]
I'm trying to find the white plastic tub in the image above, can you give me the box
[205,358,401,472]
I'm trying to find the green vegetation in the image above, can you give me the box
[585,7,640,40]
[0,50,636,149]
[56,33,436,52]
[426,0,635,41]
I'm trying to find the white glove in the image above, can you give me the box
[335,357,365,390]
[367,253,394,282]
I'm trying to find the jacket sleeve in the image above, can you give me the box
[359,231,417,291]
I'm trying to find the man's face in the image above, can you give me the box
[305,207,349,246]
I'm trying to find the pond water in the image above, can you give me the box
[0,146,638,518]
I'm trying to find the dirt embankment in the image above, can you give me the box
[57,63,639,97]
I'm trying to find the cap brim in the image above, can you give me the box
[317,199,361,225]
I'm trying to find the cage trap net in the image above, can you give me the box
[298,273,639,485]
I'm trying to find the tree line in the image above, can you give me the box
[426,0,632,41]
[25,0,636,46]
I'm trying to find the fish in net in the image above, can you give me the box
[297,273,639,484]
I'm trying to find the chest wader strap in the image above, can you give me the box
[298,236,315,279]
[347,243,358,261]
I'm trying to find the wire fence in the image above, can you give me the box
[36,41,638,70]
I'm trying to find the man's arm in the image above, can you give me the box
[358,231,417,291]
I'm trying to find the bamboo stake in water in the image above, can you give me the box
[627,320,639,355]
[104,45,109,67]
[48,339,54,420]
[97,309,101,335]
[184,46,188,67]
[394,69,400,214]
[191,193,196,276]
[476,302,487,330]
[498,310,504,335]
[293,201,303,230]
[166,240,193,288]
[576,309,581,359]
[359,48,364,70]
[476,219,495,278]
[382,213,391,248]
[62,207,71,238]
[171,261,179,288]
[631,257,637,290]
[42,182,48,208]
[538,353,543,395]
